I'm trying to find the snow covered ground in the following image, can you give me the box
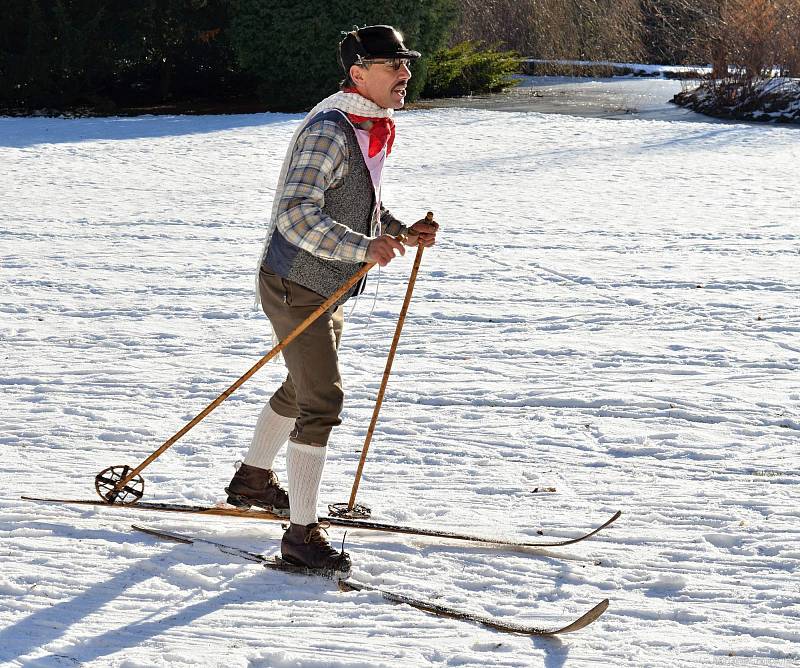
[1,105,798,667]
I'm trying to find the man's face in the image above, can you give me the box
[350,58,412,109]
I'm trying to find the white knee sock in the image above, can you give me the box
[243,404,296,471]
[286,441,327,526]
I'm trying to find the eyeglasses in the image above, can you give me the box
[356,56,412,71]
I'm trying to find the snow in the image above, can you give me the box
[1,101,799,667]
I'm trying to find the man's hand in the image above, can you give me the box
[403,214,439,248]
[367,234,406,266]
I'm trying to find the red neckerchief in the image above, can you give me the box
[343,87,395,157]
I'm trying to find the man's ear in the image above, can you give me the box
[349,64,365,86]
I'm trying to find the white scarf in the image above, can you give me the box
[254,91,393,309]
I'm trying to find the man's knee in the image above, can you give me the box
[327,383,344,416]
[290,384,344,446]
[269,377,300,419]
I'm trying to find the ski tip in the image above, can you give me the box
[553,598,610,635]
[586,597,610,622]
[596,510,623,530]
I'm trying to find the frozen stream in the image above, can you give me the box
[421,76,729,123]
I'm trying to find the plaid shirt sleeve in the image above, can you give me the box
[379,205,408,237]
[275,120,372,263]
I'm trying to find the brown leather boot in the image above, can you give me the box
[281,521,351,576]
[225,463,290,516]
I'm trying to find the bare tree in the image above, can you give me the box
[454,0,643,62]
[457,0,800,73]
[641,0,800,77]
[667,0,800,118]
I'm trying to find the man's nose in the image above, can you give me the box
[399,63,411,79]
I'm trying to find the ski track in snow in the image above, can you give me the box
[1,108,798,667]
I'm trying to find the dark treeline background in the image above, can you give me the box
[2,0,798,113]
[1,0,244,111]
[0,0,458,112]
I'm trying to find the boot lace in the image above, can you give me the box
[265,469,280,488]
[304,521,333,547]
[304,522,349,565]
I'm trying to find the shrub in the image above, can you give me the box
[229,0,458,111]
[422,41,520,98]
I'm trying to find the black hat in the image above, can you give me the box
[338,25,421,73]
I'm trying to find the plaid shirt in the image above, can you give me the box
[274,119,406,263]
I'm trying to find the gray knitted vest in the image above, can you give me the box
[263,110,375,306]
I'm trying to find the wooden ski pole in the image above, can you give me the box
[101,259,378,502]
[345,212,433,515]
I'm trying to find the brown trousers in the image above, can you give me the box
[259,267,344,446]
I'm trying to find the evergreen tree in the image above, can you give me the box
[0,0,53,108]
[118,0,237,103]
[0,0,242,112]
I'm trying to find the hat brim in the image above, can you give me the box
[367,49,421,60]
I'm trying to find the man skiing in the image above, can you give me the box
[225,25,438,574]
